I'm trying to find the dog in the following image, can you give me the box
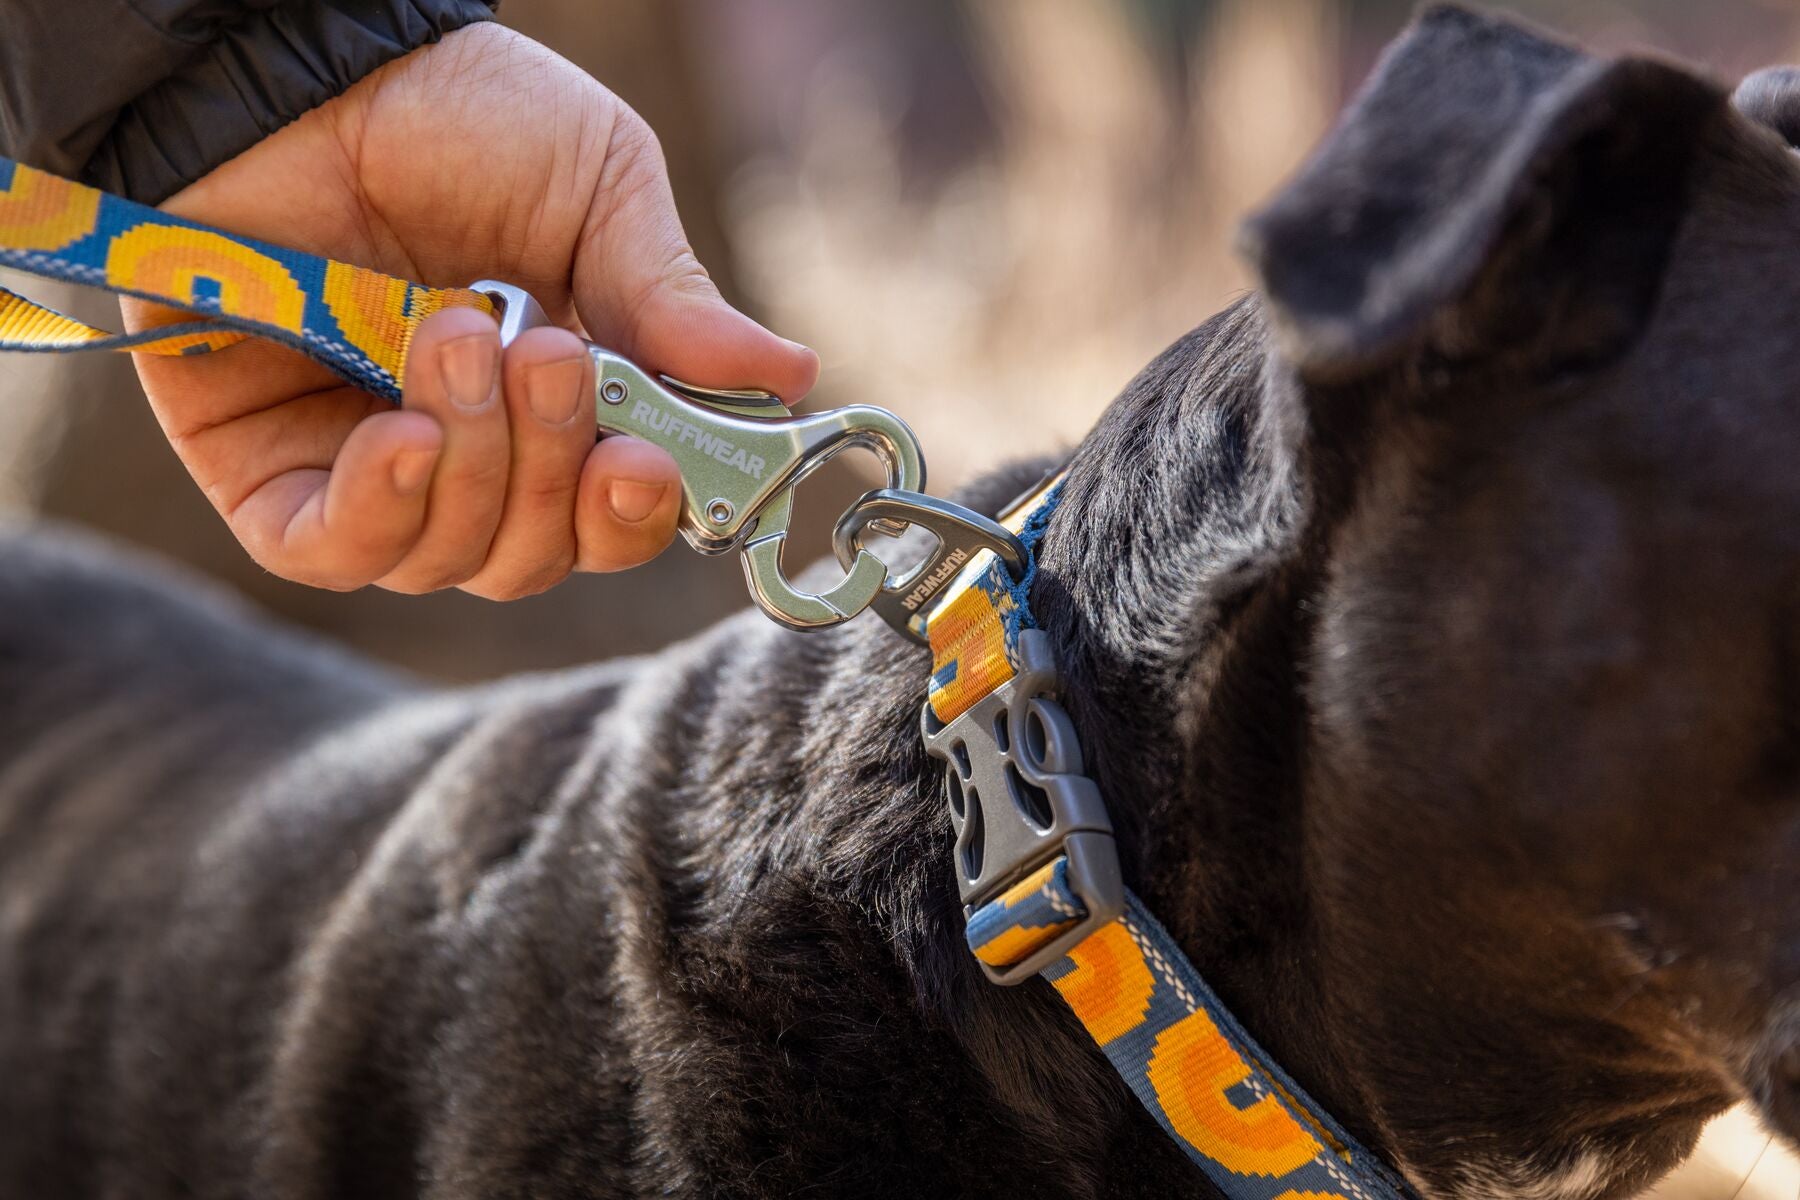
[5,7,1800,1198]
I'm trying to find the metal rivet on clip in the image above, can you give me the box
[602,379,628,405]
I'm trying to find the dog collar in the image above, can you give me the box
[921,476,1417,1200]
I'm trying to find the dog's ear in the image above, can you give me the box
[1238,5,1728,382]
[1735,66,1800,147]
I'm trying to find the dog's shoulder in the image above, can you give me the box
[0,519,404,718]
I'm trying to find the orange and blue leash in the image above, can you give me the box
[0,155,489,400]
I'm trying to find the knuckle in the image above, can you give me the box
[616,247,717,353]
[582,528,672,575]
[659,248,716,297]
[434,456,512,502]
[515,471,581,510]
[593,109,672,226]
[262,555,365,593]
[376,568,439,595]
[464,557,572,601]
[387,556,485,595]
[459,577,519,602]
[605,107,662,169]
[253,528,382,593]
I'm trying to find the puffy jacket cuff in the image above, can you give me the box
[84,0,498,204]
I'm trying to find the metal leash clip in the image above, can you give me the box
[475,281,1026,638]
[477,281,932,631]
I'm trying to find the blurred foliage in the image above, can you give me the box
[8,0,1800,679]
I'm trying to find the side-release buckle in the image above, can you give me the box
[921,628,1124,984]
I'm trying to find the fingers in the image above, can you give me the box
[383,316,680,597]
[124,297,446,590]
[376,307,512,593]
[573,435,683,574]
[457,326,596,599]
[244,309,682,598]
[230,410,444,589]
[572,110,821,404]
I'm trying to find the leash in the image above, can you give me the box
[0,155,1001,635]
[0,154,1416,1198]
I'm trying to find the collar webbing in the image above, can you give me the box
[925,475,1063,722]
[0,156,490,400]
[924,480,1415,1200]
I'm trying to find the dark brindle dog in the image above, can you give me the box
[5,7,1800,1198]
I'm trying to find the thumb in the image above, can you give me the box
[572,113,819,404]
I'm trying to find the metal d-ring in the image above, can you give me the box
[833,489,1028,643]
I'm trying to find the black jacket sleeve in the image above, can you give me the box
[0,0,497,204]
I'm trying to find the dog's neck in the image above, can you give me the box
[1024,296,1375,1134]
[904,295,1724,1199]
[880,296,1377,1183]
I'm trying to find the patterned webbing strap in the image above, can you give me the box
[0,156,492,401]
[926,481,1415,1200]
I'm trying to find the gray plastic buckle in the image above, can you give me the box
[921,628,1124,985]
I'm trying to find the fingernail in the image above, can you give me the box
[392,446,440,495]
[525,356,586,425]
[439,334,498,411]
[608,479,668,524]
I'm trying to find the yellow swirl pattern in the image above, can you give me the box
[0,156,498,400]
[323,261,494,379]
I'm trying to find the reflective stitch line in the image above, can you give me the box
[925,473,1413,1200]
[940,520,1359,1192]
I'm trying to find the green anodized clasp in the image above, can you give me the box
[473,281,926,631]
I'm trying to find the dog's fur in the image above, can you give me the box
[6,8,1800,1198]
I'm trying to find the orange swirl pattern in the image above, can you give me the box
[0,158,496,399]
[320,261,495,380]
[0,166,102,252]
[1050,920,1155,1046]
[938,470,1408,1199]
[1147,1007,1324,1178]
[104,226,307,333]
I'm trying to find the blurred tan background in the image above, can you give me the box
[3,2,1800,1193]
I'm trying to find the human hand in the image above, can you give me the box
[123,23,818,597]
